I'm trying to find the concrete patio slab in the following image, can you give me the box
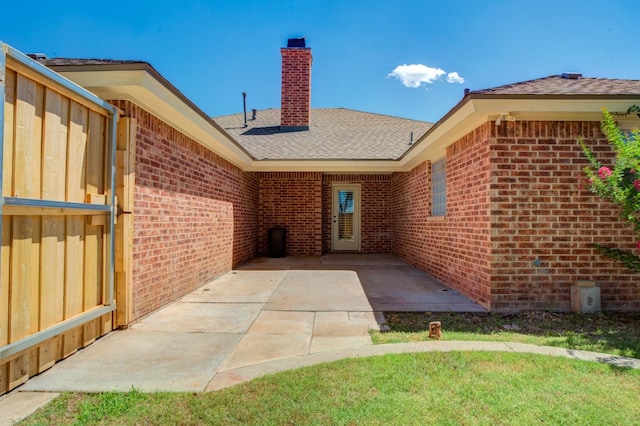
[247,310,315,335]
[313,311,378,337]
[180,270,286,303]
[310,335,373,353]
[238,256,321,270]
[264,269,373,311]
[309,311,378,352]
[218,333,311,371]
[22,331,241,392]
[130,301,262,334]
[321,253,407,266]
[356,266,486,312]
[0,391,59,425]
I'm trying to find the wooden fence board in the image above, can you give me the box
[115,214,133,327]
[10,76,40,341]
[0,363,7,394]
[40,216,65,328]
[42,89,69,202]
[8,352,29,389]
[67,102,88,203]
[14,75,42,198]
[61,327,81,359]
[40,90,68,330]
[65,216,84,318]
[64,102,88,319]
[84,111,105,314]
[0,216,10,346]
[83,223,102,309]
[10,217,32,341]
[114,118,136,327]
[86,111,105,195]
[1,70,16,348]
[38,336,60,373]
[2,69,15,197]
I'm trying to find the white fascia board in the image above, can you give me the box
[56,70,253,169]
[472,97,640,117]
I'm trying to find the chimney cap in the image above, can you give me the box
[287,37,306,48]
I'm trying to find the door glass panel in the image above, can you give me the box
[337,190,354,241]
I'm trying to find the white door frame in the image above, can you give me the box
[331,184,361,251]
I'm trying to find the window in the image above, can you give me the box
[432,158,446,216]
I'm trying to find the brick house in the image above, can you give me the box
[42,38,640,317]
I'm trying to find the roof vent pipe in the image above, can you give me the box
[27,53,47,60]
[464,88,470,96]
[252,109,257,120]
[242,92,248,127]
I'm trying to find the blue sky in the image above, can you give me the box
[2,0,637,122]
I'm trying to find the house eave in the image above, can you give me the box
[400,94,640,170]
[48,66,255,169]
[46,65,640,174]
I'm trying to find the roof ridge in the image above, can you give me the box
[214,107,431,124]
[318,107,431,123]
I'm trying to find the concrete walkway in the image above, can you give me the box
[2,254,638,424]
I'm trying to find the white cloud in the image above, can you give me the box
[388,64,465,88]
[446,72,465,84]
[388,64,445,88]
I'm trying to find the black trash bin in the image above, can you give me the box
[268,227,286,258]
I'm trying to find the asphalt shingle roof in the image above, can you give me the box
[471,74,640,96]
[214,108,433,160]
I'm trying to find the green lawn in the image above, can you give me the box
[18,352,639,425]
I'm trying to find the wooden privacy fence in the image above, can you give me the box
[0,43,119,394]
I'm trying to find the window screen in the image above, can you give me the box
[432,158,446,216]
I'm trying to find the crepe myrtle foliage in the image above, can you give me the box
[579,108,640,272]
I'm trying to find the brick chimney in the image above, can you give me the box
[281,38,312,131]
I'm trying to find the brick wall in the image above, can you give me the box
[322,174,392,253]
[490,120,638,312]
[258,172,322,256]
[392,124,493,309]
[280,47,312,128]
[393,120,640,313]
[112,101,258,320]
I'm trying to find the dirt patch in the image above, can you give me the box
[383,311,640,336]
[380,311,640,358]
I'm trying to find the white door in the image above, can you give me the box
[332,184,361,251]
